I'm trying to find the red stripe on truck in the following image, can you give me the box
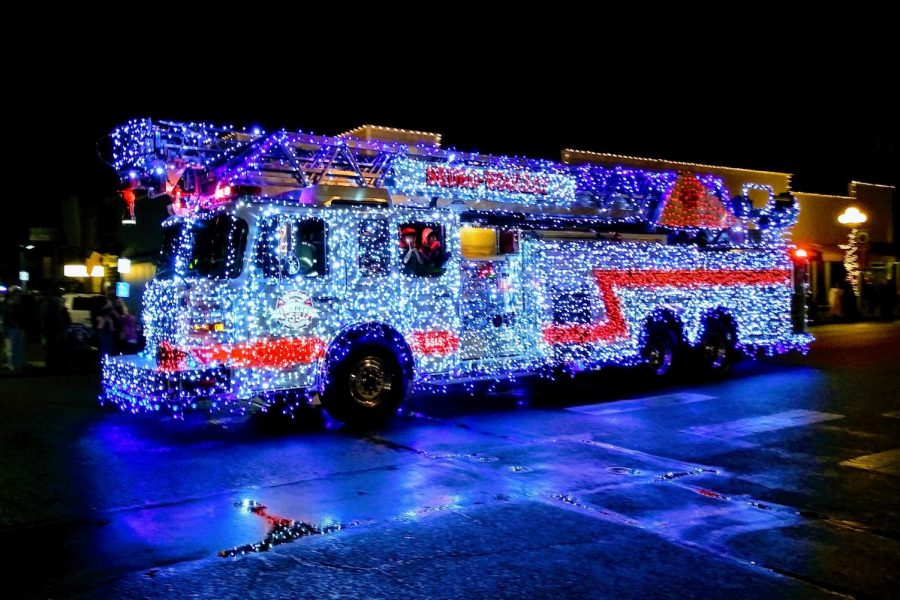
[542,269,790,345]
[158,337,327,371]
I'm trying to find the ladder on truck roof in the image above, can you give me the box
[107,119,794,239]
[110,119,429,194]
[110,120,675,218]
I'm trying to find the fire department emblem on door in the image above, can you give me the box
[272,290,319,329]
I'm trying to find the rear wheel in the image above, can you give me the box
[697,318,737,377]
[641,323,679,377]
[320,343,407,427]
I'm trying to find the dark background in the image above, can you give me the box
[4,27,896,278]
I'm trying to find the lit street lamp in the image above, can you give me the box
[837,207,868,298]
[838,207,867,226]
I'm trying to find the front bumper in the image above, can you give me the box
[101,353,235,415]
[101,353,320,416]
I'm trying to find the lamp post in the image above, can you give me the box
[837,207,867,298]
[18,244,35,291]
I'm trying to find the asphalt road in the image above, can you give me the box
[2,323,898,598]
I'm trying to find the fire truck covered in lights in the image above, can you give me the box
[102,119,812,425]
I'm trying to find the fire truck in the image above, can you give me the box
[101,119,812,425]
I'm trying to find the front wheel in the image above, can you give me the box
[320,344,407,427]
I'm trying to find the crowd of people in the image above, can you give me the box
[94,288,140,357]
[827,276,897,321]
[0,286,140,374]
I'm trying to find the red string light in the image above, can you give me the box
[156,337,328,371]
[658,173,738,229]
[409,330,461,356]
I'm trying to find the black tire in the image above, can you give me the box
[641,323,679,378]
[320,343,407,427]
[696,318,736,377]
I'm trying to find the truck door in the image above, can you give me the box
[256,214,340,341]
[349,213,394,324]
[457,226,526,362]
[393,216,460,372]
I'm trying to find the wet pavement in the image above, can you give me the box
[2,322,899,598]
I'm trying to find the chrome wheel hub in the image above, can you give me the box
[349,356,391,407]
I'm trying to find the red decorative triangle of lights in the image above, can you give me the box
[658,173,739,229]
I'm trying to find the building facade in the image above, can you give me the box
[562,149,896,316]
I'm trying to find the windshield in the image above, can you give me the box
[156,215,248,279]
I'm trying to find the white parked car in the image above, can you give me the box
[63,294,104,328]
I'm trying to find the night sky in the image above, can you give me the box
[5,39,896,274]
[30,82,899,201]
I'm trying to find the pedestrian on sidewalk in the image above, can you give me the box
[827,283,843,320]
[94,288,122,357]
[861,273,878,317]
[841,280,859,320]
[879,278,896,321]
[1,288,26,372]
[41,288,71,371]
[118,299,141,355]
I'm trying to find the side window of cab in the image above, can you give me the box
[398,222,448,277]
[257,217,327,278]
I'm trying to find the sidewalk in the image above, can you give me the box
[1,337,55,377]
[809,314,897,327]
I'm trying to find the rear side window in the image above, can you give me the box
[399,222,447,277]
[257,217,327,278]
